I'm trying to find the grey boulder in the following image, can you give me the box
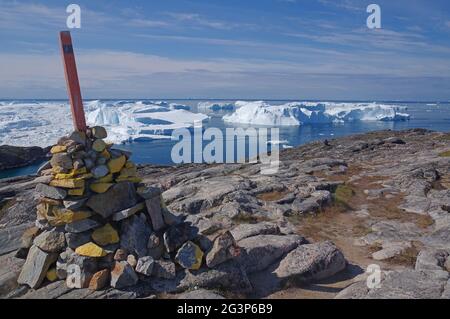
[153,260,176,279]
[110,261,138,289]
[120,214,152,257]
[65,219,100,233]
[35,183,67,200]
[87,182,138,218]
[274,241,347,283]
[17,245,58,289]
[206,231,239,268]
[163,222,198,253]
[33,229,66,253]
[237,234,307,274]
[135,256,155,276]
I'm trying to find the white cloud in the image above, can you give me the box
[127,19,170,28]
[0,1,449,100]
[0,1,115,32]
[164,12,252,30]
[0,48,449,99]
[317,0,363,11]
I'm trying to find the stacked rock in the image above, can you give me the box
[16,126,240,291]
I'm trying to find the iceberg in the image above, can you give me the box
[0,100,207,147]
[198,101,235,112]
[223,101,410,126]
[87,101,206,144]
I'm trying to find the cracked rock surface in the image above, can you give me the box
[1,129,449,299]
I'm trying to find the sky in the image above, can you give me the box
[0,0,449,101]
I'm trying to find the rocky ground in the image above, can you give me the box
[0,145,49,170]
[0,128,449,299]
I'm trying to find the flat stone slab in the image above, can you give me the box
[230,222,280,241]
[274,241,347,283]
[372,241,412,261]
[17,245,58,289]
[336,269,449,299]
[86,182,138,218]
[0,252,25,296]
[237,234,307,274]
[176,289,225,299]
[0,223,33,256]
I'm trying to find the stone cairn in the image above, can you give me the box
[16,126,240,291]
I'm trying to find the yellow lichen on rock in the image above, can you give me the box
[52,166,68,174]
[75,242,107,257]
[68,187,85,196]
[50,145,67,154]
[92,139,107,152]
[50,178,85,189]
[45,206,92,226]
[76,173,93,180]
[116,167,137,181]
[54,172,73,179]
[107,155,126,173]
[46,268,58,282]
[90,183,114,193]
[97,173,113,183]
[36,203,52,221]
[73,167,87,175]
[101,149,111,159]
[54,167,88,180]
[192,244,204,270]
[125,161,135,169]
[116,164,140,183]
[91,223,119,246]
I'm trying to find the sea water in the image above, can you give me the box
[0,100,449,178]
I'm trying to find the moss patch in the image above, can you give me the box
[439,150,450,157]
[333,184,355,207]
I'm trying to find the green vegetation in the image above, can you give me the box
[438,150,450,157]
[333,184,355,207]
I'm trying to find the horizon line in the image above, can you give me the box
[1,98,449,104]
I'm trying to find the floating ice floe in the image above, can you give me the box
[223,101,410,126]
[0,100,207,147]
[267,139,289,145]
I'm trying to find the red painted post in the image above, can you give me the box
[59,31,87,132]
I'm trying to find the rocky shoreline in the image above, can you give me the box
[0,145,50,171]
[0,128,449,299]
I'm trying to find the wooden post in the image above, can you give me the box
[59,31,87,132]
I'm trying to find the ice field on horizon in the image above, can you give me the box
[197,101,235,112]
[0,99,412,147]
[0,100,208,147]
[223,101,410,126]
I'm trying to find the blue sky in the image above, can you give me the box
[0,0,449,100]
